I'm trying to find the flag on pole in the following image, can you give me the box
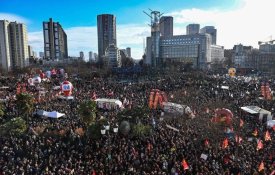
[147,143,153,152]
[252,129,258,137]
[235,135,243,144]
[204,139,210,147]
[258,161,264,172]
[264,131,271,141]
[91,170,96,175]
[240,119,244,127]
[256,140,263,151]
[222,138,229,149]
[181,159,189,170]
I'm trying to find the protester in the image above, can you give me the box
[0,71,274,175]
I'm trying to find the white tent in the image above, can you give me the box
[58,95,74,100]
[46,111,65,118]
[35,110,65,119]
[0,86,9,89]
[241,106,272,121]
[241,106,271,115]
[95,98,122,110]
[163,102,192,116]
[267,120,275,128]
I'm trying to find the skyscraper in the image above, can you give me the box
[0,20,11,72]
[0,20,29,72]
[43,18,68,60]
[186,24,200,35]
[97,14,116,63]
[126,47,131,58]
[160,16,173,37]
[89,51,93,61]
[80,51,84,60]
[200,26,217,45]
[39,52,44,58]
[28,45,33,57]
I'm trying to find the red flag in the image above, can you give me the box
[204,139,210,147]
[91,92,97,100]
[181,159,189,170]
[147,143,153,152]
[258,161,264,172]
[205,107,210,113]
[256,140,263,151]
[240,119,244,127]
[91,170,96,175]
[16,83,21,94]
[235,135,243,144]
[222,138,229,149]
[265,131,271,141]
[252,129,258,137]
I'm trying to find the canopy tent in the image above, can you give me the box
[58,95,74,100]
[34,110,65,119]
[162,102,192,116]
[0,86,9,90]
[241,106,271,115]
[241,106,272,121]
[95,98,122,110]
[267,120,275,128]
[53,86,60,90]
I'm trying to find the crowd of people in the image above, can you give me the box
[0,70,274,174]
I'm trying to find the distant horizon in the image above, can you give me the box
[0,0,274,60]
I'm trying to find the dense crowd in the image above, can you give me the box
[0,71,274,175]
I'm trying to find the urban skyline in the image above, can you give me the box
[0,0,274,60]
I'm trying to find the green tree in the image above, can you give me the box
[0,103,4,118]
[117,106,150,123]
[132,124,152,138]
[78,100,97,126]
[0,117,27,136]
[16,93,34,121]
[86,123,101,139]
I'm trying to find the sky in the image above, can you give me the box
[0,0,274,60]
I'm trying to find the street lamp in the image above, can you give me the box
[100,125,106,135]
[113,123,119,133]
[105,121,110,131]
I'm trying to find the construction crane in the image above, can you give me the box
[258,35,275,45]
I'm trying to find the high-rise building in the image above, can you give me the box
[200,26,217,45]
[0,20,29,72]
[28,45,33,57]
[80,51,84,60]
[160,16,173,37]
[33,51,37,58]
[105,44,121,67]
[94,53,98,62]
[0,20,11,72]
[126,47,131,58]
[97,14,117,63]
[39,52,44,58]
[186,24,200,35]
[9,22,29,69]
[89,51,93,61]
[43,18,68,60]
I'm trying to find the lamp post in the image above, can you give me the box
[100,125,106,135]
[113,123,118,133]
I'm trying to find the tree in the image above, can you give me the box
[86,123,101,139]
[78,100,97,126]
[117,106,150,123]
[0,117,27,136]
[16,93,34,121]
[132,124,152,138]
[0,103,4,118]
